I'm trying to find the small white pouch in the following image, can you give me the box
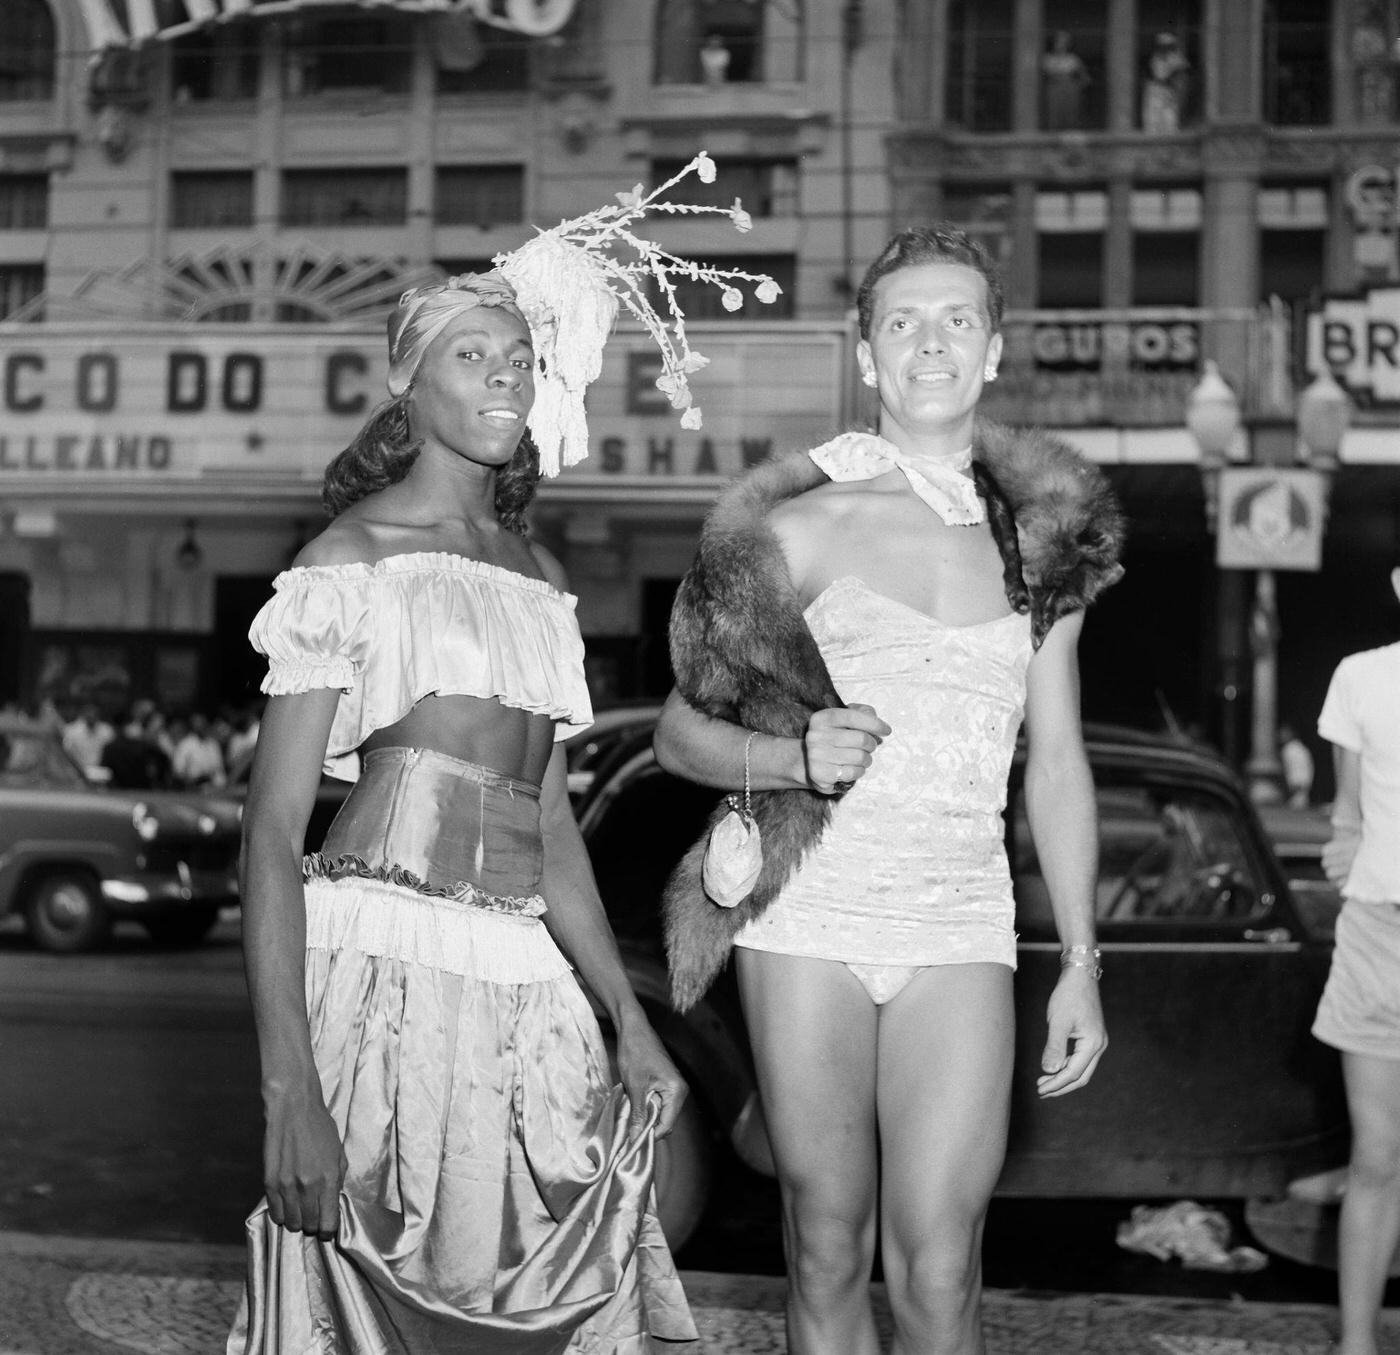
[701,731,762,908]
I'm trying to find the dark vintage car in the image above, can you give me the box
[1256,802,1342,941]
[0,716,242,951]
[574,717,1350,1263]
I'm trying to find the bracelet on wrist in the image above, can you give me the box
[1060,944,1103,980]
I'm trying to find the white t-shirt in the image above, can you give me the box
[1318,641,1400,902]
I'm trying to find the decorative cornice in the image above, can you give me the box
[0,134,76,173]
[621,111,832,135]
[621,110,832,159]
[887,124,1399,183]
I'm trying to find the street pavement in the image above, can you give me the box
[2,1229,1398,1355]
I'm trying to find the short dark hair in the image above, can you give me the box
[856,225,1005,339]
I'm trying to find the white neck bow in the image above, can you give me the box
[808,432,984,526]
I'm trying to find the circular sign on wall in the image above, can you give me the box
[1216,468,1327,571]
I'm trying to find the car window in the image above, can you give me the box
[1011,780,1271,930]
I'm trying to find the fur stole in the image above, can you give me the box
[661,419,1125,1011]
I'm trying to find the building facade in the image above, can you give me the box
[1,0,1398,773]
[891,0,1400,770]
[0,0,893,714]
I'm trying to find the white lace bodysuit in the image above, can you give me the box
[733,574,1033,981]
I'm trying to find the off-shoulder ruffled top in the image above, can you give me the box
[248,552,593,780]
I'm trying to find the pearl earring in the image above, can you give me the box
[861,370,878,388]
[984,368,997,382]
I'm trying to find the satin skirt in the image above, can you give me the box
[227,749,697,1354]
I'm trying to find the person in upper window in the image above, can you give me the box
[1142,31,1190,132]
[1042,29,1091,130]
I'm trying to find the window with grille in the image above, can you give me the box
[1263,0,1332,126]
[946,0,1014,131]
[0,0,55,101]
[171,172,254,229]
[282,169,407,227]
[0,175,46,230]
[436,19,530,93]
[1259,181,1329,305]
[653,0,803,84]
[170,24,259,101]
[661,254,794,319]
[942,184,1014,274]
[283,17,412,97]
[1037,233,1104,308]
[1137,0,1202,131]
[649,158,798,217]
[1039,2,1108,130]
[435,167,525,228]
[0,265,43,319]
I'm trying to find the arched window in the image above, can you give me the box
[654,0,803,85]
[0,0,56,102]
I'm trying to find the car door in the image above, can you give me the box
[998,760,1345,1200]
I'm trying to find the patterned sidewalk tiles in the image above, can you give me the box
[2,1231,1398,1355]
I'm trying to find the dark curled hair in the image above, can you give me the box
[855,224,1005,339]
[321,392,541,534]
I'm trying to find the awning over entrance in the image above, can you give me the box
[77,0,576,46]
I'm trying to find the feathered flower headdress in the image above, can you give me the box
[385,153,781,478]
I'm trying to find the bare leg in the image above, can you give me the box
[1337,1050,1400,1355]
[877,963,1015,1355]
[736,948,881,1355]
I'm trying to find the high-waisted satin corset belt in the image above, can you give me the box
[305,746,546,916]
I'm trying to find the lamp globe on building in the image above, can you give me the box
[1186,359,1242,529]
[1295,365,1351,469]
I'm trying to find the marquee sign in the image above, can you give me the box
[78,0,577,46]
[0,325,847,490]
[1306,286,1400,405]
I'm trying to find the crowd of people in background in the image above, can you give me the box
[3,696,263,791]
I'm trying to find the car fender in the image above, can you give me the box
[0,840,126,914]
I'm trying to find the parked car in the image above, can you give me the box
[221,759,352,856]
[575,717,1349,1262]
[0,716,242,952]
[1257,801,1342,941]
[564,702,664,804]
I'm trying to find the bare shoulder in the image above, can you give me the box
[528,540,570,593]
[769,484,850,580]
[290,518,379,569]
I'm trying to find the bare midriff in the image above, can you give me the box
[360,692,557,786]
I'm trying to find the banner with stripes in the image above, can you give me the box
[76,0,577,46]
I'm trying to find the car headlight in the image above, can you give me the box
[131,802,160,841]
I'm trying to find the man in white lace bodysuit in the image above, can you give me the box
[656,227,1111,1355]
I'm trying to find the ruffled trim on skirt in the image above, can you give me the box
[304,851,547,917]
[304,876,572,984]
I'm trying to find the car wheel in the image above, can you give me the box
[142,905,221,948]
[24,872,111,953]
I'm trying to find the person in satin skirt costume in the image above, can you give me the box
[227,272,697,1355]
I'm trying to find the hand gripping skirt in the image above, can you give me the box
[227,747,697,1355]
